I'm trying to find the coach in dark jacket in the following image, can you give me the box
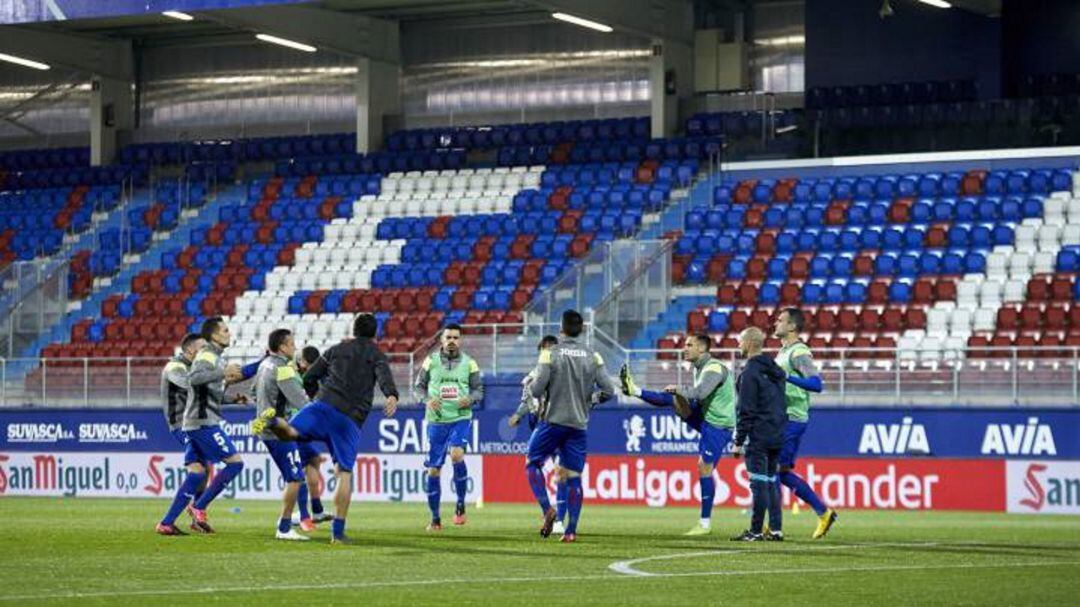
[731,327,788,541]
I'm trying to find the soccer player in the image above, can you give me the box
[179,317,246,533]
[415,324,483,531]
[254,328,312,540]
[509,335,571,534]
[773,307,838,539]
[729,327,787,542]
[525,310,618,543]
[252,313,400,544]
[296,345,333,524]
[156,332,209,535]
[619,333,735,536]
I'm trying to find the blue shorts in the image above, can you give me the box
[289,401,363,472]
[264,439,304,483]
[526,422,587,473]
[699,423,733,466]
[779,420,808,468]
[424,419,471,469]
[184,425,238,464]
[297,441,326,465]
[171,429,203,466]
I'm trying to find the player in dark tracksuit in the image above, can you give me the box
[730,327,788,542]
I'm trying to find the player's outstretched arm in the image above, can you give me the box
[786,354,823,393]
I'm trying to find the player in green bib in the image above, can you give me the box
[619,334,735,536]
[773,308,838,539]
[414,324,483,531]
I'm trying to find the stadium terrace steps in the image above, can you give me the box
[26,184,242,361]
[643,165,1080,360]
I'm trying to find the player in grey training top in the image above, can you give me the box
[524,310,618,543]
[176,317,246,533]
[255,328,312,541]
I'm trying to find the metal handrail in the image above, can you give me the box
[2,336,1078,408]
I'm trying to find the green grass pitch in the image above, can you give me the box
[1,498,1079,606]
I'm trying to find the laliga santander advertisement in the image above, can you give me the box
[0,451,482,503]
[482,455,1006,512]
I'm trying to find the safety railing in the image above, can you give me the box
[523,240,671,327]
[3,339,1077,408]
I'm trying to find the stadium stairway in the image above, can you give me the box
[22,183,243,360]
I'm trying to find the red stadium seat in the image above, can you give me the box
[717,283,738,305]
[1051,278,1074,301]
[1026,278,1050,301]
[858,308,881,332]
[904,307,927,330]
[912,279,935,303]
[837,309,859,331]
[996,306,1020,331]
[933,279,956,301]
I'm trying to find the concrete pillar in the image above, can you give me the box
[650,38,694,139]
[89,76,133,166]
[356,57,401,154]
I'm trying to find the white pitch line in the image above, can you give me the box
[1,558,1078,602]
[609,541,945,577]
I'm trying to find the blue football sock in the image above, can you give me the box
[297,482,310,520]
[193,461,244,510]
[526,464,552,514]
[426,474,441,521]
[452,461,468,508]
[555,479,568,522]
[311,496,324,515]
[278,518,291,534]
[699,475,715,521]
[639,389,675,408]
[565,476,583,535]
[332,517,346,538]
[779,471,827,516]
[161,470,205,525]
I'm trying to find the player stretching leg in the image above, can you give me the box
[524,311,618,543]
[253,313,400,544]
[254,329,312,540]
[773,308,838,539]
[179,317,246,533]
[620,334,735,536]
[415,324,483,531]
[510,336,569,534]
